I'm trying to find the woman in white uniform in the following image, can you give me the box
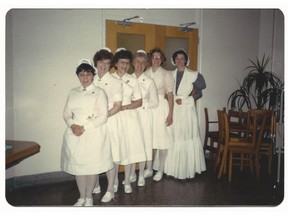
[164,48,206,179]
[61,59,112,206]
[92,48,125,202]
[112,48,146,193]
[145,48,174,182]
[130,50,159,187]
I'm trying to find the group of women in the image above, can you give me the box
[60,47,207,206]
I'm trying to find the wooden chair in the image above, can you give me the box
[227,109,249,137]
[203,107,219,160]
[215,109,247,173]
[228,109,242,130]
[214,109,226,172]
[259,110,276,175]
[228,109,268,182]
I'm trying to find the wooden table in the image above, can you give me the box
[6,140,41,169]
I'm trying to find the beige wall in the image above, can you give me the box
[5,9,283,178]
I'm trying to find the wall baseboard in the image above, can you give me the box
[6,171,75,191]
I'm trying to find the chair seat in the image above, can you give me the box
[229,146,257,154]
[260,142,272,149]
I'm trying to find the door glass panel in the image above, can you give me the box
[117,33,145,74]
[164,37,189,71]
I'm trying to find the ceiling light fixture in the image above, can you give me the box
[179,22,196,32]
[116,15,144,27]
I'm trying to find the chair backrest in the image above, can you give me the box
[221,111,230,155]
[228,110,241,125]
[204,107,218,132]
[204,107,209,133]
[263,110,276,140]
[217,109,225,145]
[248,109,268,150]
[240,111,249,130]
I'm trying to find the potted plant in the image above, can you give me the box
[227,54,283,112]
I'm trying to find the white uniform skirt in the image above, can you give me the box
[164,101,206,179]
[61,125,113,175]
[119,109,146,165]
[151,96,174,149]
[106,113,127,163]
[137,105,153,161]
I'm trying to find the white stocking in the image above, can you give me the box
[131,164,136,177]
[146,160,153,171]
[85,175,97,199]
[114,164,119,186]
[124,164,132,185]
[138,161,145,177]
[159,149,167,172]
[106,164,116,193]
[75,175,86,199]
[94,175,99,188]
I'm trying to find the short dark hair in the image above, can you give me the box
[76,63,95,76]
[93,49,114,67]
[112,49,133,69]
[148,48,166,66]
[172,49,188,65]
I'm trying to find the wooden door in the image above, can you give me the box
[106,20,198,71]
[106,20,155,54]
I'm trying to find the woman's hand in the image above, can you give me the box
[165,113,173,126]
[71,124,85,136]
[175,99,182,105]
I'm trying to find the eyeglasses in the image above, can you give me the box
[152,55,161,59]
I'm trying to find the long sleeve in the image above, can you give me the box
[63,94,75,128]
[82,89,108,131]
[193,73,206,101]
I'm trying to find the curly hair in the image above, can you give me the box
[148,48,166,66]
[171,49,188,65]
[112,49,133,69]
[93,49,114,67]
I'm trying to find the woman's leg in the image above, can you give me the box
[138,161,145,178]
[130,163,136,177]
[158,149,167,172]
[75,175,86,199]
[92,175,101,194]
[153,149,167,181]
[138,161,146,186]
[146,160,153,172]
[101,166,116,203]
[124,164,132,193]
[106,164,116,193]
[124,164,132,185]
[114,164,119,187]
[85,175,97,199]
